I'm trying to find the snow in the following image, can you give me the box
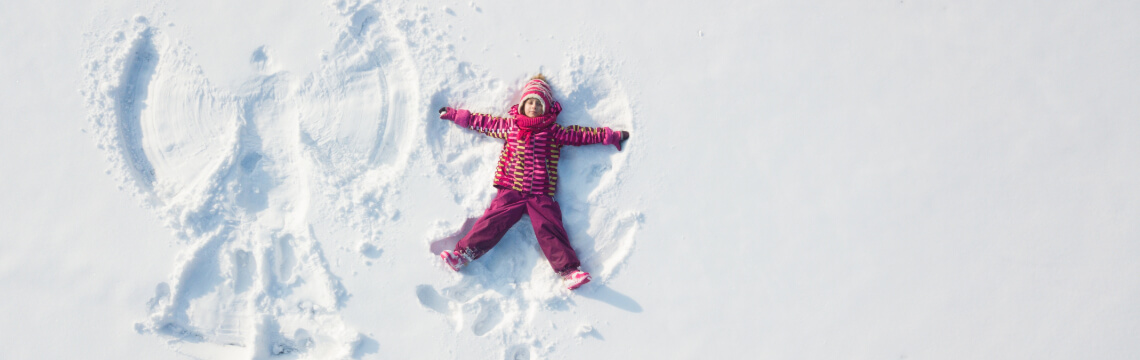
[2,0,1139,359]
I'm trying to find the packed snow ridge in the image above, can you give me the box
[81,1,640,358]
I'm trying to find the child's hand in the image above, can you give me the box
[604,130,630,151]
[438,107,471,126]
[439,107,460,121]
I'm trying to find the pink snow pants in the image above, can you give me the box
[454,188,581,274]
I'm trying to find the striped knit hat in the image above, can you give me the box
[518,76,553,115]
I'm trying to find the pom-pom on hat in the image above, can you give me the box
[518,74,553,115]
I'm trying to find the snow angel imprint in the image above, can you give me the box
[436,74,631,290]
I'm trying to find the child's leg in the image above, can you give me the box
[525,195,581,274]
[454,189,527,260]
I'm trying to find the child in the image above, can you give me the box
[437,74,630,290]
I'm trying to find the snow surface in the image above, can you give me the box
[2,0,1139,359]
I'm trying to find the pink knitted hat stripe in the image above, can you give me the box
[518,78,553,114]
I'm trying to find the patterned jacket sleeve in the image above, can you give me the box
[443,108,513,140]
[550,124,624,150]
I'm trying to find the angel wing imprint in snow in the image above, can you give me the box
[81,17,380,358]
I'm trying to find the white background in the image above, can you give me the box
[2,0,1138,359]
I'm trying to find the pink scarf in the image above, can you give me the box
[515,114,557,141]
[510,102,562,141]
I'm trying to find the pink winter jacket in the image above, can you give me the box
[442,105,623,197]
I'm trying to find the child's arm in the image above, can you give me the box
[550,124,631,151]
[439,107,513,140]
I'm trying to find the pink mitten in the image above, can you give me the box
[439,108,471,127]
[603,130,629,151]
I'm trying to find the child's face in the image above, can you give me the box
[523,98,544,117]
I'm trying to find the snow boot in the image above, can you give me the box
[440,250,469,271]
[562,270,591,290]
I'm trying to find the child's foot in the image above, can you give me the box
[440,250,469,271]
[562,270,591,290]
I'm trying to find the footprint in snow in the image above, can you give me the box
[415,283,505,336]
